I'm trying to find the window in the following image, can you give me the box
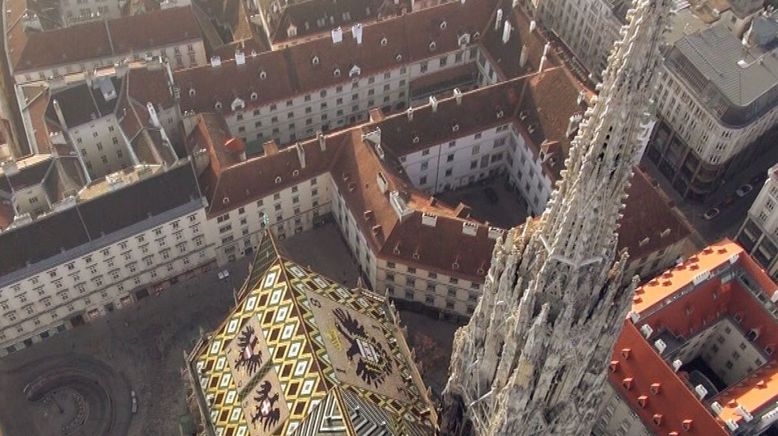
[447,153,455,162]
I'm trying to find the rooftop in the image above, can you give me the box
[666,22,778,126]
[189,231,437,436]
[175,0,500,114]
[8,6,202,73]
[613,240,778,434]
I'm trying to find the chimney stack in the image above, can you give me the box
[295,142,306,169]
[352,23,363,44]
[453,88,463,105]
[519,44,528,68]
[495,9,503,30]
[502,20,512,44]
[210,56,222,67]
[317,131,326,151]
[529,20,536,33]
[406,107,414,120]
[538,42,550,72]
[429,96,438,112]
[235,49,245,65]
[146,102,161,128]
[331,26,343,44]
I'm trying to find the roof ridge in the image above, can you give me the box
[104,18,115,55]
[276,258,335,391]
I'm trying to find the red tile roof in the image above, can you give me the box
[617,167,692,261]
[612,240,778,433]
[175,0,497,114]
[611,321,729,435]
[9,6,202,73]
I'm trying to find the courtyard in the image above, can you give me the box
[0,223,461,435]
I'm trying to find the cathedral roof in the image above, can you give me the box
[611,240,778,434]
[189,231,437,436]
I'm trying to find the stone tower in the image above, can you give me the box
[441,1,672,435]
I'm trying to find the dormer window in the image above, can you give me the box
[496,110,504,119]
[473,31,481,40]
[250,92,258,101]
[395,53,403,62]
[412,135,420,144]
[292,169,300,177]
[214,101,223,110]
[188,88,196,97]
[439,20,447,30]
[311,56,320,65]
[333,68,341,77]
[259,70,267,79]
[274,176,282,184]
[429,41,437,52]
[380,37,388,46]
[452,123,460,132]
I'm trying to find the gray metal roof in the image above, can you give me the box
[668,24,778,126]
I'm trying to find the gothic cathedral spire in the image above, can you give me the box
[441,1,672,434]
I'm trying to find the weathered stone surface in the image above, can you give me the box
[441,1,673,434]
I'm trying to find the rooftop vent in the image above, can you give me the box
[462,221,478,236]
[421,212,437,227]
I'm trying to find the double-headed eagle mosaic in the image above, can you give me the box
[333,308,393,387]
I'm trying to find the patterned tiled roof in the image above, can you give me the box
[190,231,436,436]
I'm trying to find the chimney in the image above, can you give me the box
[235,49,245,65]
[352,23,363,44]
[453,88,463,105]
[406,107,414,120]
[538,42,550,72]
[331,26,343,44]
[146,102,160,128]
[429,96,438,112]
[52,99,68,130]
[494,9,503,30]
[502,21,512,44]
[210,56,222,67]
[519,44,528,68]
[317,131,326,151]
[295,142,306,168]
[263,140,279,155]
[1,159,18,176]
[529,20,536,33]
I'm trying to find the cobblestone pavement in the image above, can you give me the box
[0,223,462,435]
[438,177,529,229]
[0,259,249,436]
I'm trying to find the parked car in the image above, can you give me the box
[703,208,720,220]
[736,184,754,198]
[483,187,499,204]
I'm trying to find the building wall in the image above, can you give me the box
[593,381,651,436]
[60,0,123,26]
[12,182,50,217]
[14,40,206,84]
[535,0,623,78]
[645,60,778,199]
[204,174,332,265]
[737,168,778,280]
[70,113,134,179]
[399,123,512,194]
[213,46,482,151]
[696,318,767,387]
[0,203,213,355]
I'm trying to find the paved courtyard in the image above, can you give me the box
[0,223,462,435]
[0,259,247,436]
[439,176,529,229]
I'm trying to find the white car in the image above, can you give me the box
[736,184,753,198]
